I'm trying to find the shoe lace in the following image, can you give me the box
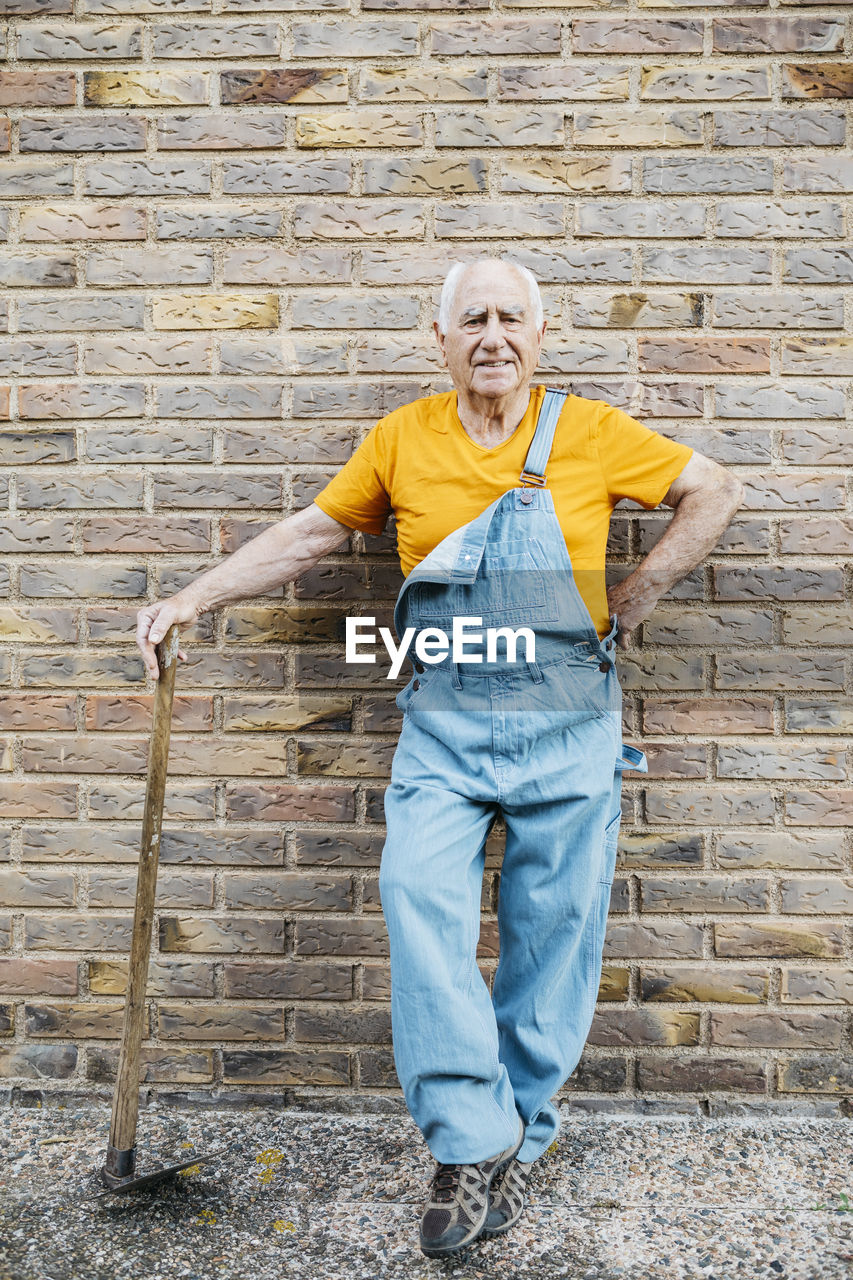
[432,1163,464,1202]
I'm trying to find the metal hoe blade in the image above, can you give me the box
[101,1146,227,1194]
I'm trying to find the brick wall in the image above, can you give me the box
[0,1,850,1114]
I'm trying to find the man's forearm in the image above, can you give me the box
[176,507,347,615]
[629,480,743,603]
[180,526,301,615]
[610,473,744,630]
[138,504,352,677]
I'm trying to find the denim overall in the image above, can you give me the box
[379,389,648,1166]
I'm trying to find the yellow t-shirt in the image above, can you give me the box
[313,386,694,638]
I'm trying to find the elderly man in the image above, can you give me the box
[138,257,743,1258]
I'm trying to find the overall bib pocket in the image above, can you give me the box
[411,538,559,632]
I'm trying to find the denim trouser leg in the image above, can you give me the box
[380,774,521,1165]
[494,780,623,1164]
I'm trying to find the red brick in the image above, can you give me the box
[85,694,213,732]
[0,1045,78,1079]
[226,784,355,821]
[25,1001,125,1039]
[643,698,774,735]
[0,780,77,818]
[0,694,76,730]
[0,957,77,995]
[0,72,75,107]
[80,517,211,553]
[0,869,75,907]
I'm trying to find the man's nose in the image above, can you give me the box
[479,315,504,348]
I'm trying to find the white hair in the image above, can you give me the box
[437,258,544,335]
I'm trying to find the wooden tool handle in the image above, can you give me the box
[107,625,180,1164]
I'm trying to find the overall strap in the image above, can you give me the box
[519,387,568,487]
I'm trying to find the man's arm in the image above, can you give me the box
[136,502,353,679]
[606,451,745,649]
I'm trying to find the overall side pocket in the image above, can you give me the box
[394,666,435,716]
[559,654,614,722]
[599,810,621,887]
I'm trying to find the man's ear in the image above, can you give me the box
[433,320,447,365]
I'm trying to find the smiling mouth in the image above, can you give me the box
[477,361,512,368]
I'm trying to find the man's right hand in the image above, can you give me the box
[136,596,198,680]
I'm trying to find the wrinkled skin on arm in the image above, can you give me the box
[136,502,353,680]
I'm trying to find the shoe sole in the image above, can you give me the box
[419,1128,524,1258]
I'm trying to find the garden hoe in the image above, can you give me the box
[100,625,225,1193]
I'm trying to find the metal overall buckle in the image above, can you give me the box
[519,471,546,503]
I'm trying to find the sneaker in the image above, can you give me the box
[418,1119,524,1258]
[483,1157,533,1235]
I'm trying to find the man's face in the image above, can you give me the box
[434,263,546,403]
